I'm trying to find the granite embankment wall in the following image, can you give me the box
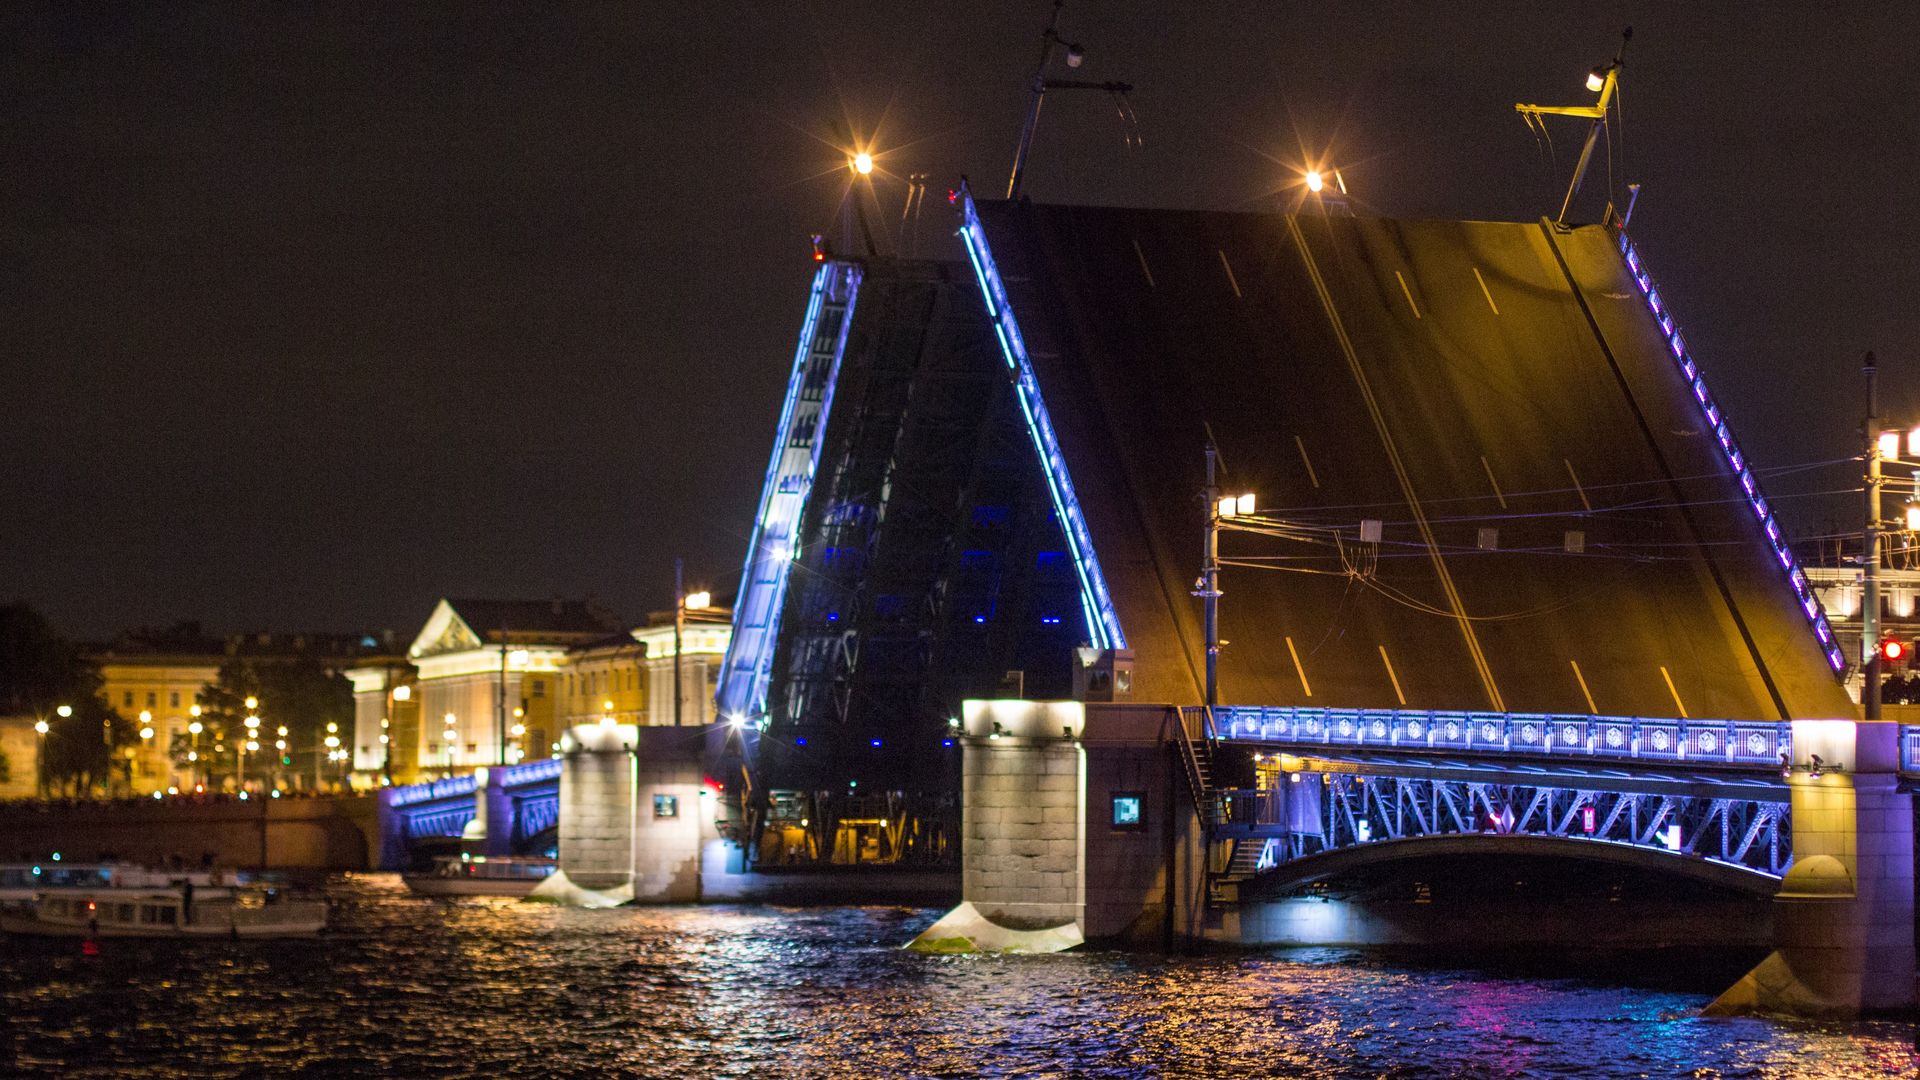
[0,796,379,870]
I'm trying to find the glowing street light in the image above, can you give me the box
[684,591,712,611]
[245,696,258,711]
[34,720,49,735]
[1304,169,1325,193]
[56,705,72,718]
[188,721,203,735]
[851,151,874,176]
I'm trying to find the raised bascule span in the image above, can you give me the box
[694,183,1917,1016]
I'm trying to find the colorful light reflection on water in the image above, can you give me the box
[0,874,1913,1078]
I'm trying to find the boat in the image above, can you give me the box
[403,854,556,897]
[0,862,241,902]
[0,887,326,939]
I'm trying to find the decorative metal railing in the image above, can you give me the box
[389,774,478,808]
[1211,705,1791,769]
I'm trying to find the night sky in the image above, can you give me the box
[6,3,1917,641]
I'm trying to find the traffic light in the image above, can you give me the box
[1880,637,1907,665]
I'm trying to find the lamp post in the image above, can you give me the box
[33,717,49,797]
[188,707,204,792]
[137,710,155,793]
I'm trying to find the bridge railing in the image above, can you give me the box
[389,774,478,808]
[1211,706,1791,769]
[1214,788,1285,829]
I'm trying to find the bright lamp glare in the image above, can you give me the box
[1880,430,1902,460]
[1586,69,1606,92]
[1907,504,1920,532]
[1236,493,1256,516]
[852,152,874,175]
[1304,170,1325,193]
[684,590,711,611]
[1217,496,1238,519]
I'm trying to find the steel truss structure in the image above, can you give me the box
[1217,774,1791,881]
[760,259,1084,795]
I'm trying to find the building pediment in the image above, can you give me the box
[409,600,482,659]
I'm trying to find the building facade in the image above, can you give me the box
[350,600,733,787]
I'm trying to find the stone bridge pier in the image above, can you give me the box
[1709,720,1915,1017]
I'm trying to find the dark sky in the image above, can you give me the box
[6,2,1917,641]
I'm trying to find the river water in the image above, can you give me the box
[0,874,1913,1078]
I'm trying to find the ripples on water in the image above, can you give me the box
[0,873,1913,1078]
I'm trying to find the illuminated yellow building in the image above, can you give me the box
[90,628,399,794]
[557,608,732,731]
[396,599,621,780]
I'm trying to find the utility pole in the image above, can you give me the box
[1197,440,1222,707]
[1865,352,1884,721]
[1514,28,1631,228]
[497,621,509,766]
[1006,1,1133,200]
[674,558,685,727]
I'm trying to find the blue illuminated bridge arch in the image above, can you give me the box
[385,757,561,856]
[1182,706,1803,901]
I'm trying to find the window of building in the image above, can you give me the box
[146,692,157,708]
[1111,793,1145,830]
[653,794,679,819]
[169,691,181,708]
[124,692,134,708]
[532,679,545,697]
[466,743,477,754]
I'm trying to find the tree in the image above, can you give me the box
[0,603,128,795]
[196,656,352,790]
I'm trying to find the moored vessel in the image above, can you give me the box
[0,887,326,939]
[403,854,556,897]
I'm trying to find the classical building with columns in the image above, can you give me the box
[350,599,732,787]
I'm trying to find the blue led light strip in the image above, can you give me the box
[1615,231,1845,673]
[717,261,864,720]
[956,187,1125,650]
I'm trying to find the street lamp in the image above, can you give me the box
[138,712,155,790]
[33,718,49,798]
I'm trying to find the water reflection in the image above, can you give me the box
[0,873,1911,1078]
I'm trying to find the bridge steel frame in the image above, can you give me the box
[1216,774,1791,882]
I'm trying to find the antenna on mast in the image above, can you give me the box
[1515,27,1632,229]
[1005,1,1136,200]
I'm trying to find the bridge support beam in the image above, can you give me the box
[1708,721,1916,1018]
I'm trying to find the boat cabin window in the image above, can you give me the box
[117,904,135,921]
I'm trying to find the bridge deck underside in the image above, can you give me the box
[977,202,1850,721]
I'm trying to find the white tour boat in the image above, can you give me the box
[0,861,241,903]
[0,887,327,939]
[403,854,556,897]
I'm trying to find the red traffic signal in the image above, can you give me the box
[1880,637,1907,664]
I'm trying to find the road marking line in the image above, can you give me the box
[1379,646,1407,706]
[1473,266,1501,315]
[1289,215,1502,711]
[1570,659,1598,714]
[1564,458,1593,512]
[1660,666,1690,718]
[1394,270,1422,319]
[1286,636,1313,697]
[1218,249,1242,298]
[1294,434,1321,488]
[1479,455,1508,509]
[1132,239,1155,288]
